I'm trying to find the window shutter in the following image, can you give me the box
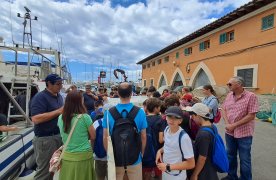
[184,48,188,55]
[237,68,253,87]
[267,14,274,28]
[220,33,226,44]
[199,42,204,51]
[262,17,267,30]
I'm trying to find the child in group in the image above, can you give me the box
[143,98,166,180]
[92,105,107,180]
[156,106,195,180]
[185,103,219,180]
[90,100,104,122]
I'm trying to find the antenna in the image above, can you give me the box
[17,6,38,47]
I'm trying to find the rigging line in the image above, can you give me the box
[61,43,71,73]
[9,0,14,44]
[52,20,60,52]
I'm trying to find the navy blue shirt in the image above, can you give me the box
[31,89,63,137]
[83,93,97,112]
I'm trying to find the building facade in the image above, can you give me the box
[137,0,276,94]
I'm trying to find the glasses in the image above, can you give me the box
[54,82,63,86]
[226,83,232,86]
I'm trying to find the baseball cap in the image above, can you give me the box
[183,94,193,101]
[165,106,183,119]
[45,74,64,83]
[184,103,211,119]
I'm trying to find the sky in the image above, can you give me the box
[0,0,251,82]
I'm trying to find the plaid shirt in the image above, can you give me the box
[222,90,259,138]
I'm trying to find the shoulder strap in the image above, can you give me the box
[178,130,186,161]
[164,126,169,133]
[127,105,140,121]
[109,106,122,121]
[59,114,82,161]
[201,125,218,136]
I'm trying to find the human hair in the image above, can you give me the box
[147,86,156,93]
[62,91,87,133]
[143,99,148,107]
[203,84,217,97]
[162,89,169,94]
[141,90,147,95]
[94,100,103,108]
[164,94,180,107]
[45,80,55,87]
[152,91,161,98]
[160,101,166,114]
[232,76,245,86]
[189,111,211,121]
[118,82,132,98]
[146,97,161,113]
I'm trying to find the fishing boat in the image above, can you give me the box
[0,41,71,179]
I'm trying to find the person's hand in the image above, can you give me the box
[157,163,167,172]
[225,123,236,132]
[190,174,198,180]
[58,106,63,114]
[155,149,163,165]
[9,126,19,131]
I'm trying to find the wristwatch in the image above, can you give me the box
[166,164,171,172]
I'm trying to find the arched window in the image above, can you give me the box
[193,69,211,89]
[159,75,167,88]
[172,73,183,89]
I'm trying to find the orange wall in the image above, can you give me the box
[142,6,276,94]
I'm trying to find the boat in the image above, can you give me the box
[0,42,71,179]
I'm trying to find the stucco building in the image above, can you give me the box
[137,0,276,94]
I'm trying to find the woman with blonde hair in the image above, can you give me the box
[58,91,96,180]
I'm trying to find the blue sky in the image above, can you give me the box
[0,0,251,82]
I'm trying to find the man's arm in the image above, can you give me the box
[191,155,207,179]
[0,126,18,132]
[226,113,256,132]
[32,107,63,124]
[141,128,146,156]
[157,157,195,172]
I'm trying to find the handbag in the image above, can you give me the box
[49,114,82,173]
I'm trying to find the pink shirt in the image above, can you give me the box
[222,90,259,138]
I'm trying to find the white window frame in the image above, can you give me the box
[234,64,258,88]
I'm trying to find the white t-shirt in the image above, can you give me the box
[162,127,194,180]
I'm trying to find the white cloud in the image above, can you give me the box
[0,0,251,72]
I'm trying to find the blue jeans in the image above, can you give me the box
[225,134,253,180]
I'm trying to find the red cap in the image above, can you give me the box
[183,94,193,101]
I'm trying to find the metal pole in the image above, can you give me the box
[0,81,32,125]
[15,51,18,76]
[26,49,31,125]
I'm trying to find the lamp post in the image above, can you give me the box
[17,6,38,48]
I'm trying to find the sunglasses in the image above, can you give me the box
[227,83,232,86]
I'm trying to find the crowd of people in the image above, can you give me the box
[29,73,258,180]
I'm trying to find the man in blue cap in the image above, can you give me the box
[31,73,64,180]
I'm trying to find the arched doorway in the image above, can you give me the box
[159,75,167,88]
[193,69,211,89]
[172,73,183,89]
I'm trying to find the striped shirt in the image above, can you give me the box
[222,90,259,138]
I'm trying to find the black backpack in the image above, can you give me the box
[109,105,141,168]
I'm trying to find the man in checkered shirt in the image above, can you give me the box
[221,76,258,180]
